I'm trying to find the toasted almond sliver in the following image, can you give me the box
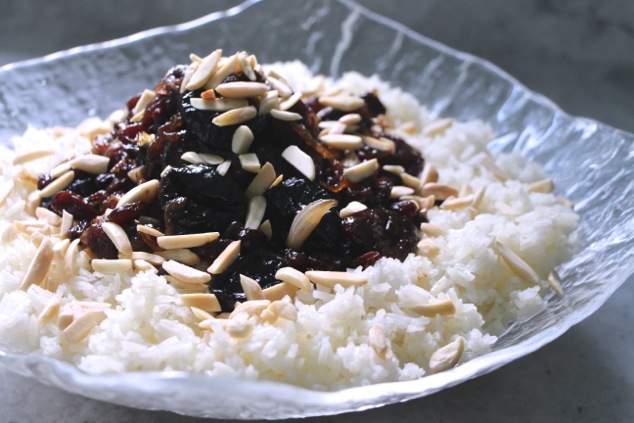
[164,275,208,293]
[282,145,315,180]
[369,325,389,359]
[390,186,415,199]
[423,118,453,137]
[400,173,422,190]
[259,219,273,240]
[116,179,160,208]
[190,97,249,112]
[339,201,367,219]
[156,249,201,266]
[266,75,293,98]
[204,53,238,90]
[127,166,145,184]
[101,222,132,256]
[71,154,111,174]
[245,196,267,230]
[429,336,465,373]
[52,238,71,259]
[420,163,439,185]
[37,295,61,324]
[420,223,446,237]
[0,180,14,207]
[286,199,337,250]
[39,170,74,198]
[201,89,217,100]
[383,165,405,175]
[190,306,214,321]
[157,232,219,250]
[409,299,456,317]
[227,319,255,338]
[216,81,268,98]
[64,239,80,275]
[231,125,255,155]
[257,90,279,116]
[91,259,133,274]
[527,178,554,194]
[417,239,440,256]
[208,240,241,274]
[132,89,156,116]
[50,161,72,179]
[362,135,395,153]
[136,224,164,238]
[471,186,487,209]
[338,113,362,125]
[275,267,312,291]
[239,51,257,81]
[270,109,303,121]
[162,260,211,284]
[344,159,378,183]
[495,240,540,285]
[240,274,266,301]
[131,251,165,265]
[263,282,299,301]
[245,162,276,198]
[35,207,62,226]
[185,49,221,91]
[270,300,297,321]
[320,134,363,150]
[230,299,271,319]
[133,259,155,272]
[238,153,260,174]
[548,269,564,297]
[304,270,367,289]
[420,182,459,200]
[20,237,54,290]
[440,195,474,210]
[180,293,222,313]
[278,91,303,111]
[318,95,364,112]
[12,149,56,165]
[63,310,107,344]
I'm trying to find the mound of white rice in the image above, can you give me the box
[0,62,578,390]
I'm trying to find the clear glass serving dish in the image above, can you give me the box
[0,0,632,419]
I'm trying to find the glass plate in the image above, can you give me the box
[0,0,632,419]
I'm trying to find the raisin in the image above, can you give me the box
[51,191,98,220]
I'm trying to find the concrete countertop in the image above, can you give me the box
[0,1,632,422]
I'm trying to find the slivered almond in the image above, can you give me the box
[238,51,256,81]
[185,49,221,90]
[39,170,74,198]
[52,238,70,258]
[270,301,297,321]
[63,310,107,343]
[216,160,232,176]
[263,282,298,301]
[162,260,211,284]
[232,125,255,154]
[131,251,164,265]
[132,89,156,116]
[259,219,272,240]
[0,180,14,206]
[180,293,221,313]
[136,224,164,238]
[420,223,446,237]
[230,299,270,318]
[269,174,284,189]
[390,186,415,199]
[417,239,440,256]
[344,159,378,183]
[204,53,238,90]
[0,223,17,244]
[369,325,390,359]
[279,91,302,111]
[199,153,224,165]
[339,201,367,218]
[216,81,268,98]
[275,267,312,291]
[201,89,216,100]
[383,165,405,175]
[495,240,540,284]
[409,299,456,317]
[25,190,41,214]
[319,134,363,150]
[421,182,458,200]
[156,249,201,266]
[318,95,364,111]
[527,178,554,193]
[12,149,56,165]
[362,135,395,152]
[190,306,214,321]
[189,53,203,62]
[282,145,315,180]
[64,238,80,275]
[91,259,132,274]
[180,62,198,93]
[127,166,145,184]
[133,259,155,272]
[59,210,73,238]
[266,75,293,98]
[191,97,249,112]
[304,270,367,288]
[50,161,72,179]
[400,173,422,190]
[164,275,208,293]
[339,113,362,125]
[37,295,61,324]
[423,118,453,137]
[257,90,279,116]
[70,154,110,174]
[440,195,474,210]
[20,237,53,289]
[240,274,266,301]
[472,186,486,209]
[420,163,439,185]
[429,337,464,373]
[116,179,159,207]
[245,162,276,198]
[35,207,62,226]
[208,240,241,274]
[270,109,303,121]
[239,153,261,173]
[181,151,203,164]
[157,232,219,250]
[286,199,337,250]
[245,196,266,229]
[548,269,564,297]
[101,222,132,256]
[227,319,254,338]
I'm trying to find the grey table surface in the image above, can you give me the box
[1,1,633,422]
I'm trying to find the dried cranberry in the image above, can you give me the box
[107,202,148,224]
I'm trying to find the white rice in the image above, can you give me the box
[0,62,578,390]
